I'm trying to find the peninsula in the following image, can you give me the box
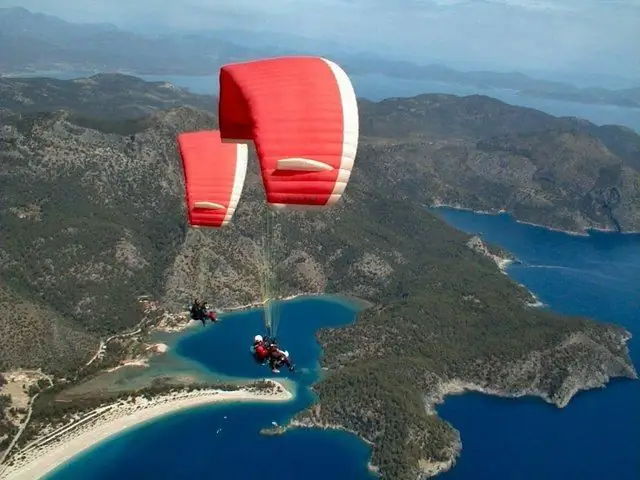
[0,74,637,479]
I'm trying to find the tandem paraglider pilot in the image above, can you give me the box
[251,335,294,373]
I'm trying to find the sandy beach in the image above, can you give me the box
[0,381,293,480]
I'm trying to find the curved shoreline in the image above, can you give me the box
[430,203,640,236]
[0,381,293,480]
[266,413,458,478]
[155,292,369,335]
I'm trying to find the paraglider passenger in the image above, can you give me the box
[252,334,294,373]
[202,302,218,323]
[267,343,294,373]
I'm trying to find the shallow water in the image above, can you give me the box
[47,297,377,480]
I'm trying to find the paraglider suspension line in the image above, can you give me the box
[260,207,281,337]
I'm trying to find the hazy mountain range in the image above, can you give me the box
[1,7,639,109]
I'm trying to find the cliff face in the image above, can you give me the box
[473,329,637,409]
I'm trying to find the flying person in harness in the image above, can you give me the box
[189,299,218,326]
[267,341,294,373]
[251,335,295,373]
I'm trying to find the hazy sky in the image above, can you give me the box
[3,0,639,78]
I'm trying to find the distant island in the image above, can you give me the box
[0,74,638,478]
[1,7,639,109]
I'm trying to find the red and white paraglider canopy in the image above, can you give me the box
[218,56,359,209]
[177,130,248,228]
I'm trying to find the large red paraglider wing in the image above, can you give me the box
[177,130,248,228]
[218,56,359,208]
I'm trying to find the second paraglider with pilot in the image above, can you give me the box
[189,299,218,326]
[251,335,294,373]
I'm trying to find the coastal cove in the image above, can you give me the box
[432,207,639,480]
[0,218,637,479]
[39,296,379,480]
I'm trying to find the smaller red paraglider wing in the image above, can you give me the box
[177,130,248,228]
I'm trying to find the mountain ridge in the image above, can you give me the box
[1,7,638,108]
[2,75,639,234]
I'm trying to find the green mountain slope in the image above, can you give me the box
[0,74,637,477]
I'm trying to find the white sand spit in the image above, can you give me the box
[0,381,292,480]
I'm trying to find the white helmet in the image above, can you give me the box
[254,335,263,343]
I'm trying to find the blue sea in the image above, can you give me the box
[46,298,376,480]
[434,208,640,480]
[7,70,640,132]
[45,210,639,479]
